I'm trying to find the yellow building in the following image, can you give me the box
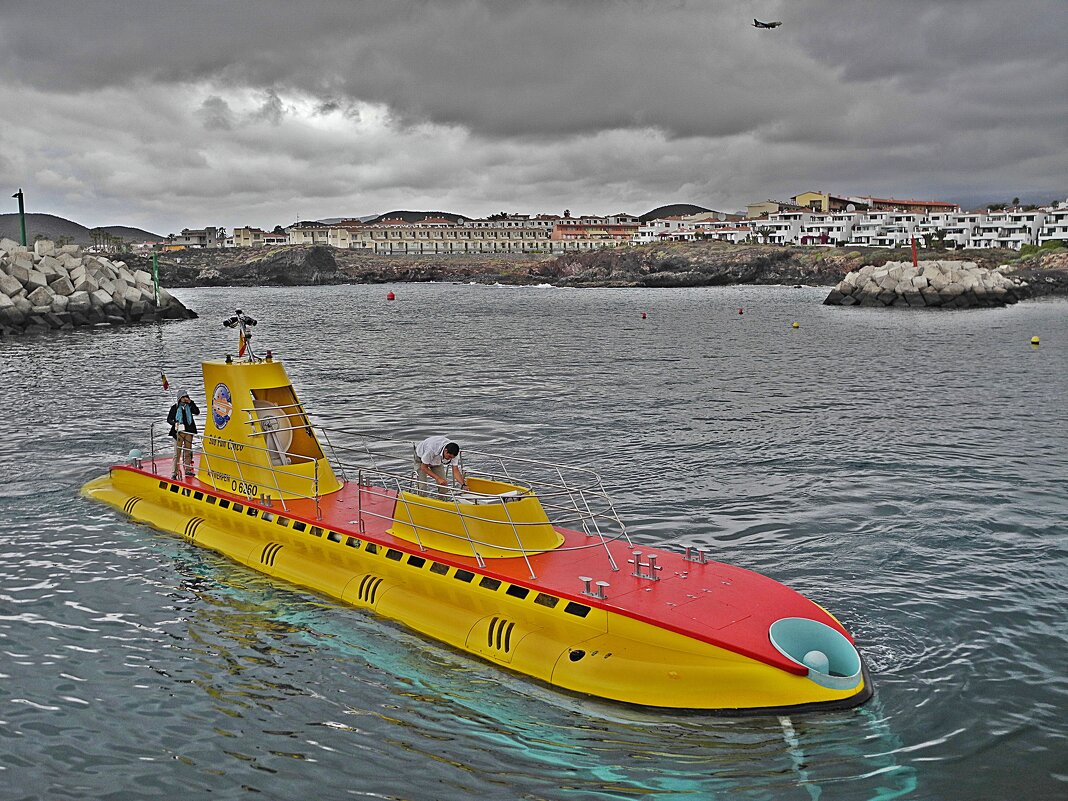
[233,227,266,248]
[792,191,859,213]
[746,200,805,219]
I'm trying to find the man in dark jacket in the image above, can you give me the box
[167,389,200,479]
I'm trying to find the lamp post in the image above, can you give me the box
[11,188,27,246]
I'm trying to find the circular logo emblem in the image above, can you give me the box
[212,383,233,430]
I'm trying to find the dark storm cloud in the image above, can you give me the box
[0,0,826,138]
[0,0,1064,233]
[195,96,236,131]
[4,0,1064,142]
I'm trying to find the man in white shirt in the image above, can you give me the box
[413,435,467,495]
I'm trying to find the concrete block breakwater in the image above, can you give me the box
[824,260,1028,308]
[0,238,195,335]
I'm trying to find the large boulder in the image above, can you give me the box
[26,285,55,307]
[0,271,22,297]
[49,275,75,296]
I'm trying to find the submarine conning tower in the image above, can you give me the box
[197,358,342,501]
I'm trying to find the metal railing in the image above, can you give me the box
[139,417,632,574]
[198,440,324,519]
[144,421,326,519]
[312,429,632,576]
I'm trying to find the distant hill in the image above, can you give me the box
[369,210,467,224]
[639,204,712,222]
[0,213,162,246]
[318,215,378,224]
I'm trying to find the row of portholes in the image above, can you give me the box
[161,480,593,620]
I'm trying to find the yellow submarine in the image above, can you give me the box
[83,327,872,713]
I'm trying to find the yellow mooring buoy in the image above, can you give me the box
[792,322,800,329]
[1031,336,1040,346]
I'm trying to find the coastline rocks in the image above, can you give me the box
[824,260,1028,309]
[0,238,196,336]
[150,244,345,288]
[538,243,852,288]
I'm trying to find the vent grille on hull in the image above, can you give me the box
[261,542,283,567]
[357,575,384,605]
[487,617,516,653]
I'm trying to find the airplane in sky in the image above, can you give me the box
[753,19,783,29]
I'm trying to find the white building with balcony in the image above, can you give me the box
[845,212,894,246]
[800,212,862,245]
[1038,202,1068,246]
[695,222,754,243]
[913,212,984,249]
[759,211,816,244]
[970,211,1046,250]
[632,218,690,244]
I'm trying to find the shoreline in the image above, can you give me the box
[125,241,1068,298]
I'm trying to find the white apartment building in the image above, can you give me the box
[694,222,754,244]
[758,211,816,244]
[846,212,894,246]
[913,212,984,249]
[285,216,630,255]
[168,226,225,248]
[799,212,862,245]
[632,218,691,244]
[466,214,558,233]
[969,211,1047,250]
[869,213,925,248]
[1039,203,1068,245]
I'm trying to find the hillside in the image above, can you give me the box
[0,213,162,246]
[368,210,468,223]
[639,203,712,222]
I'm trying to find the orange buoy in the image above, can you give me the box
[386,291,395,301]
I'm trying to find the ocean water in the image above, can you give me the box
[1,283,1065,800]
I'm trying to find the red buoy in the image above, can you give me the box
[386,291,395,301]
[738,308,744,315]
[641,312,647,319]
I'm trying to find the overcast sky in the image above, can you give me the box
[1,0,1065,236]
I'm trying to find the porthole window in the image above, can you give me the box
[564,602,591,618]
[534,593,559,609]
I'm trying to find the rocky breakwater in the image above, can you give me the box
[824,260,1028,309]
[0,238,195,335]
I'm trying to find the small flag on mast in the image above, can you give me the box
[238,330,247,356]
[161,371,169,390]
